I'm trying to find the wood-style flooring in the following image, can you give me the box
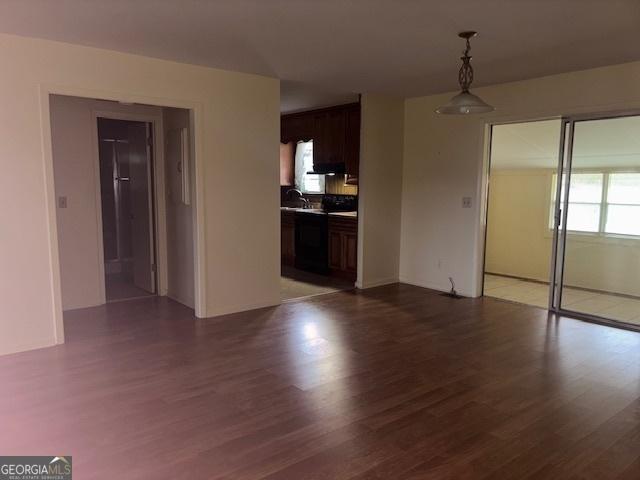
[1,283,640,479]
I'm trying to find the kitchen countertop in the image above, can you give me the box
[280,207,357,218]
[327,211,357,218]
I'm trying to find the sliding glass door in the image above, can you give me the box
[551,114,640,328]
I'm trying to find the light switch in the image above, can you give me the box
[58,196,68,209]
[462,196,472,208]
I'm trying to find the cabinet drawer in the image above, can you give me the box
[328,216,357,233]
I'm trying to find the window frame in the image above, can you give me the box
[549,169,640,239]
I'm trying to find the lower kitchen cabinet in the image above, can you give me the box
[281,211,295,266]
[328,216,357,281]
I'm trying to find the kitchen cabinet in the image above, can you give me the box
[280,103,360,181]
[314,109,346,167]
[281,114,313,143]
[344,104,361,184]
[281,210,295,266]
[328,215,357,281]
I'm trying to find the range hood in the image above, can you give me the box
[307,162,346,175]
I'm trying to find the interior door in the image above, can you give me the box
[551,114,640,326]
[128,122,155,293]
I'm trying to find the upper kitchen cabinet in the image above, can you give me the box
[344,103,361,184]
[314,108,346,168]
[280,102,360,182]
[281,114,313,143]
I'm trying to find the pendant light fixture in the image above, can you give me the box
[436,31,494,115]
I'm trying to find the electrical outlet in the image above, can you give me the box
[58,196,68,209]
[462,196,472,208]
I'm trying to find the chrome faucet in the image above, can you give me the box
[285,189,310,208]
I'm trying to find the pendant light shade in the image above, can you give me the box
[435,91,494,115]
[436,31,494,115]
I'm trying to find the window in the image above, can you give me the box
[550,172,640,236]
[294,141,325,194]
[606,173,640,235]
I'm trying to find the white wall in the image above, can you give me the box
[485,169,554,283]
[401,61,640,297]
[357,94,404,288]
[163,107,195,308]
[50,95,163,310]
[0,33,279,356]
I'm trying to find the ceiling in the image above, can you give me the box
[0,0,638,102]
[491,117,640,169]
[280,81,358,114]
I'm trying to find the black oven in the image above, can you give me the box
[294,212,328,274]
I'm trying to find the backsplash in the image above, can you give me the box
[325,175,358,195]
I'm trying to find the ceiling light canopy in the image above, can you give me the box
[436,31,494,115]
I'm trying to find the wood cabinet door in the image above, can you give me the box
[313,113,327,165]
[325,110,346,165]
[282,115,313,143]
[328,230,343,270]
[314,110,346,166]
[344,104,360,182]
[281,116,295,143]
[344,232,358,273]
[281,221,295,265]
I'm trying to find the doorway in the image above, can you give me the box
[279,100,360,302]
[484,113,640,329]
[98,118,156,302]
[483,119,561,309]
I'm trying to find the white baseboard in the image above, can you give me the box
[0,336,57,356]
[63,298,104,312]
[398,277,477,298]
[357,277,399,290]
[202,297,281,319]
[167,291,195,310]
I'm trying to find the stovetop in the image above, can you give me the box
[322,194,358,213]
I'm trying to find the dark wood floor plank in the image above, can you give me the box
[0,284,639,479]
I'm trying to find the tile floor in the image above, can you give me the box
[281,266,354,301]
[484,273,640,326]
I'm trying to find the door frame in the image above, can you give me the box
[40,85,207,345]
[92,110,165,303]
[479,117,562,298]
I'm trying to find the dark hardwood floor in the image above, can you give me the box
[1,284,640,479]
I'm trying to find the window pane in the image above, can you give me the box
[568,173,603,203]
[304,175,323,194]
[566,203,600,232]
[294,141,325,194]
[607,173,640,205]
[605,205,640,235]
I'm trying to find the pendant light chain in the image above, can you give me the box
[458,36,474,93]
